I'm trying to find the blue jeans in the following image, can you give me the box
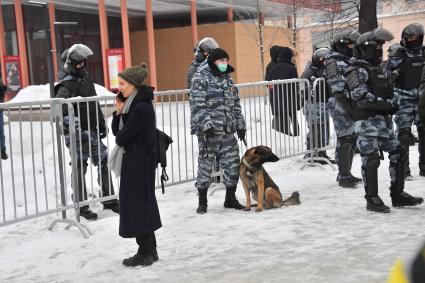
[0,111,5,152]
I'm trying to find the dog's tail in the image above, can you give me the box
[282,191,300,207]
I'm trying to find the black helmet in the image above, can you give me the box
[195,37,219,63]
[60,49,69,62]
[312,47,331,67]
[354,27,394,65]
[332,29,360,57]
[62,44,93,74]
[401,23,424,49]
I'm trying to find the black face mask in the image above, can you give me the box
[75,67,86,77]
[195,51,206,63]
[345,48,353,58]
[405,39,422,49]
[360,45,382,65]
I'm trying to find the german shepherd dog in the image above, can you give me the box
[240,146,300,212]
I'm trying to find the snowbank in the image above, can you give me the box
[8,83,114,103]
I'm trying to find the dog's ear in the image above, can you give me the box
[254,146,267,156]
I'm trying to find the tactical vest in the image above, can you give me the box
[55,74,104,131]
[342,61,395,121]
[396,50,425,90]
[366,66,393,100]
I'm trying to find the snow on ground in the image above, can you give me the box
[7,83,114,103]
[0,146,424,283]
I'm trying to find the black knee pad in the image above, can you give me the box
[365,152,381,170]
[389,145,406,164]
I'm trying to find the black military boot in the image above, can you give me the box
[196,189,208,214]
[122,251,154,267]
[362,153,388,212]
[349,174,362,183]
[391,191,424,207]
[338,176,357,188]
[79,206,98,220]
[1,150,8,160]
[389,147,423,207]
[365,195,390,213]
[224,186,244,210]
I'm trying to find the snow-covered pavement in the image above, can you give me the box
[1,147,424,283]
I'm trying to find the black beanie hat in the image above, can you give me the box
[208,48,229,63]
[118,65,148,88]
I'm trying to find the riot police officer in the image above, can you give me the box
[190,48,246,214]
[325,30,362,187]
[301,48,335,164]
[387,23,425,178]
[55,44,119,220]
[345,27,423,213]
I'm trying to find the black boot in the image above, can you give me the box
[103,201,120,213]
[196,189,208,214]
[224,186,244,210]
[362,153,388,212]
[153,247,159,262]
[79,206,98,220]
[1,150,7,160]
[389,147,423,207]
[391,191,424,207]
[338,175,357,188]
[349,174,362,183]
[122,252,153,267]
[365,195,390,213]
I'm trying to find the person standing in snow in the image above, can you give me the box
[301,48,335,164]
[190,48,246,214]
[386,23,425,179]
[344,28,423,213]
[324,29,362,188]
[111,65,161,267]
[269,47,301,136]
[55,44,119,220]
[0,78,8,160]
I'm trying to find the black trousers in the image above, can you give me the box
[136,232,157,255]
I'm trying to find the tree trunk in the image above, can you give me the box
[358,0,377,33]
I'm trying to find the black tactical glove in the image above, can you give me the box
[99,124,108,139]
[237,129,246,141]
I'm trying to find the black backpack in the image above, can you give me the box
[156,129,173,193]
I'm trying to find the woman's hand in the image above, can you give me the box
[115,97,125,114]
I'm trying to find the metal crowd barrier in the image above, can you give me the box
[0,78,336,237]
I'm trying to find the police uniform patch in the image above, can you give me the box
[230,86,238,95]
